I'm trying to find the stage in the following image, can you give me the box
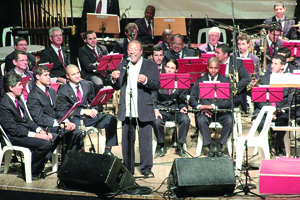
[1,115,300,200]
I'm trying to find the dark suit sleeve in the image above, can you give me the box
[237,60,251,94]
[151,91,159,110]
[189,78,200,109]
[143,62,160,91]
[178,90,188,109]
[113,41,124,54]
[80,0,91,33]
[78,47,97,73]
[27,91,55,127]
[4,54,14,73]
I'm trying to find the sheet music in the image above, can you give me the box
[270,73,300,86]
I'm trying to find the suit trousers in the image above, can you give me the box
[153,111,190,144]
[70,113,118,147]
[196,112,233,146]
[122,117,153,174]
[10,136,56,175]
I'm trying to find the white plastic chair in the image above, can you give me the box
[234,106,276,171]
[234,107,243,136]
[0,125,33,183]
[197,27,227,44]
[0,63,5,77]
[2,27,14,47]
[196,122,232,156]
[152,121,187,156]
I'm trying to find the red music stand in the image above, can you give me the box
[201,53,215,63]
[97,54,124,71]
[252,87,283,103]
[50,82,61,92]
[38,63,54,70]
[160,73,191,89]
[241,59,255,74]
[219,64,227,77]
[283,41,300,57]
[59,101,82,123]
[199,82,230,99]
[177,62,206,83]
[89,88,114,108]
[21,76,31,101]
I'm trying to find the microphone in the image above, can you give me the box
[205,15,209,27]
[79,120,86,135]
[130,28,135,38]
[123,57,131,70]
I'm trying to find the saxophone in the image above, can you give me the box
[259,29,267,75]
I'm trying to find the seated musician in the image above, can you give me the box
[158,29,173,52]
[134,5,157,44]
[264,1,297,40]
[237,33,260,78]
[164,34,196,62]
[40,27,71,84]
[78,30,109,93]
[189,57,233,157]
[254,24,283,65]
[57,64,118,155]
[152,58,190,158]
[254,55,291,156]
[113,22,140,60]
[199,27,225,54]
[27,65,84,152]
[151,45,165,73]
[5,37,35,73]
[0,73,57,180]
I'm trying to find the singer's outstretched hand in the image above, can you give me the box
[112,70,120,80]
[138,74,147,83]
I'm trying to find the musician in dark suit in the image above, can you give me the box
[134,5,157,44]
[254,25,284,65]
[27,65,84,151]
[157,29,173,52]
[113,23,140,60]
[152,58,190,158]
[164,34,196,62]
[57,64,118,155]
[151,45,165,73]
[266,47,297,74]
[80,0,120,37]
[5,37,35,73]
[78,30,109,93]
[111,40,160,177]
[199,27,225,54]
[264,2,297,40]
[189,57,232,157]
[254,55,291,156]
[7,51,35,92]
[215,44,251,112]
[40,27,71,84]
[0,73,56,180]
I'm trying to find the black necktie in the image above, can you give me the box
[211,77,214,81]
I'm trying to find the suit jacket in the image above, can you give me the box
[0,94,38,138]
[80,0,120,33]
[27,85,58,128]
[57,80,95,119]
[78,44,108,79]
[113,38,129,59]
[158,42,169,52]
[254,38,283,64]
[189,73,231,109]
[152,88,187,110]
[198,41,224,54]
[134,18,158,44]
[265,16,297,40]
[229,57,251,94]
[111,58,160,122]
[164,48,196,63]
[5,52,35,73]
[40,46,71,78]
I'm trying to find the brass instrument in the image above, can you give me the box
[247,63,261,91]
[259,29,267,75]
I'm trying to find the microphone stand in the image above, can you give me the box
[79,120,96,154]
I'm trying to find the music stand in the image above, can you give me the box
[38,63,54,71]
[241,59,255,74]
[252,87,283,103]
[160,73,190,153]
[89,88,114,109]
[96,54,123,72]
[59,101,82,164]
[283,41,300,57]
[21,76,31,101]
[50,82,61,92]
[200,53,215,63]
[87,14,120,38]
[153,17,187,36]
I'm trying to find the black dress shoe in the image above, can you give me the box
[156,147,167,157]
[142,170,154,178]
[207,149,215,157]
[176,149,187,158]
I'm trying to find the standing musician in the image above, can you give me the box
[111,40,160,178]
[189,57,232,157]
[152,58,190,158]
[215,44,251,112]
[57,64,118,155]
[254,55,291,156]
[264,1,297,40]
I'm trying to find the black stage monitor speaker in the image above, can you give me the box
[168,156,236,198]
[58,150,135,194]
